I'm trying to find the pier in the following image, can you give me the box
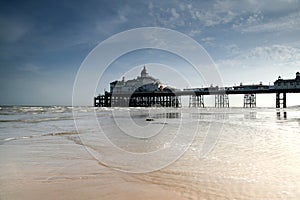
[94,70,300,108]
[95,91,180,107]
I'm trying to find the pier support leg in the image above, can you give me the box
[189,95,204,107]
[276,93,286,108]
[244,94,256,108]
[215,94,229,108]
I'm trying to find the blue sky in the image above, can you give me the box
[0,0,300,106]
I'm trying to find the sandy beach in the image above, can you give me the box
[1,107,300,199]
[0,136,189,200]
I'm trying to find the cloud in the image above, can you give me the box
[244,0,299,12]
[183,0,300,30]
[145,1,239,33]
[245,45,300,63]
[245,12,264,25]
[216,44,300,85]
[188,29,202,37]
[171,8,180,19]
[217,45,300,69]
[201,37,215,46]
[186,3,238,27]
[144,1,239,30]
[114,5,130,24]
[224,44,240,56]
[236,11,300,33]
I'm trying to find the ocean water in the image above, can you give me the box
[0,106,299,199]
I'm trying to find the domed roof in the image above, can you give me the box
[141,66,148,77]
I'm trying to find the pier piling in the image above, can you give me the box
[244,94,256,108]
[276,93,286,108]
[215,94,229,108]
[189,95,204,107]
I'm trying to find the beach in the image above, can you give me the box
[0,106,300,199]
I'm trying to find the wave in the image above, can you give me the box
[0,106,75,115]
[0,131,79,145]
[0,135,35,145]
[0,116,74,123]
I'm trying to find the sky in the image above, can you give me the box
[0,0,300,106]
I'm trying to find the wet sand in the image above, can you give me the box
[1,128,299,200]
[0,136,190,200]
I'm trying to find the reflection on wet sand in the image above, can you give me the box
[152,112,181,119]
[244,111,257,119]
[277,111,287,120]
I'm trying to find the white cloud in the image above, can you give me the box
[188,29,202,37]
[245,0,299,12]
[115,6,130,24]
[143,1,298,34]
[218,45,300,69]
[186,4,238,27]
[216,44,300,87]
[238,11,300,33]
[201,37,215,46]
[246,12,264,25]
[225,44,240,56]
[148,6,186,28]
[214,0,298,14]
[146,2,239,29]
[183,0,300,29]
[171,8,180,19]
[246,45,300,63]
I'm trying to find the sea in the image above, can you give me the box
[0,106,299,200]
